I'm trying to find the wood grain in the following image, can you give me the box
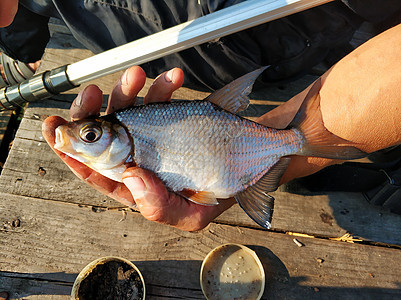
[1,193,400,299]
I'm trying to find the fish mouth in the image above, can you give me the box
[54,126,66,150]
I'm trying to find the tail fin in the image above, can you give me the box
[291,78,366,160]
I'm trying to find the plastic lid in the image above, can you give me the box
[200,244,265,300]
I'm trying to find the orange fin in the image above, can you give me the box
[178,189,219,206]
[205,66,268,114]
[291,78,367,160]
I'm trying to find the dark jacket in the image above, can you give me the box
[2,0,400,90]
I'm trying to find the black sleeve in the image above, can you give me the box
[0,4,50,63]
[342,0,401,23]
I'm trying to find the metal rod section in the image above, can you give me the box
[0,0,332,110]
[67,0,332,84]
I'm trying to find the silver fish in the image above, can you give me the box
[53,67,365,229]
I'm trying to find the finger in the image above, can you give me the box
[106,66,146,114]
[122,167,235,231]
[70,85,103,121]
[144,68,184,104]
[42,115,135,207]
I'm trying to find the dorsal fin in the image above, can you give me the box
[204,66,269,114]
[235,157,291,229]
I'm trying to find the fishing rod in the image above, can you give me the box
[0,0,333,111]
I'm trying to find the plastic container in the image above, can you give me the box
[200,243,265,300]
[71,256,145,300]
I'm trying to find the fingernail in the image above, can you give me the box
[121,69,129,86]
[70,88,87,120]
[75,88,85,107]
[164,69,175,83]
[123,176,146,199]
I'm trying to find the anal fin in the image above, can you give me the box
[178,189,219,206]
[235,157,291,229]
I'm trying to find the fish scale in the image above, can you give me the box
[115,100,303,198]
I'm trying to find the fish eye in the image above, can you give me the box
[80,124,102,143]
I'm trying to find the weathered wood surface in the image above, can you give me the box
[1,31,401,299]
[1,193,401,299]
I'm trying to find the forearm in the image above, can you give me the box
[320,23,401,153]
[279,23,401,184]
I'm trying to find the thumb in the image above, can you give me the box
[122,167,237,231]
[122,167,173,222]
[122,172,147,201]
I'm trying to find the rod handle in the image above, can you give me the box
[0,65,78,111]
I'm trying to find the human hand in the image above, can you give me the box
[42,66,235,231]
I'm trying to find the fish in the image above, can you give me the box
[53,67,366,229]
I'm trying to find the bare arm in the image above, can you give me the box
[320,24,401,152]
[257,23,401,184]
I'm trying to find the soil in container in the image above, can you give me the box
[77,260,144,300]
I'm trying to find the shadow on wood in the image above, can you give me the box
[2,254,401,299]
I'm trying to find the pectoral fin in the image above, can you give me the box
[235,158,291,229]
[178,189,219,206]
[205,66,269,114]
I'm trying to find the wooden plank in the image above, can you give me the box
[0,193,400,299]
[48,18,72,36]
[0,273,71,300]
[219,190,401,246]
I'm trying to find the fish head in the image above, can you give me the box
[54,118,132,178]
